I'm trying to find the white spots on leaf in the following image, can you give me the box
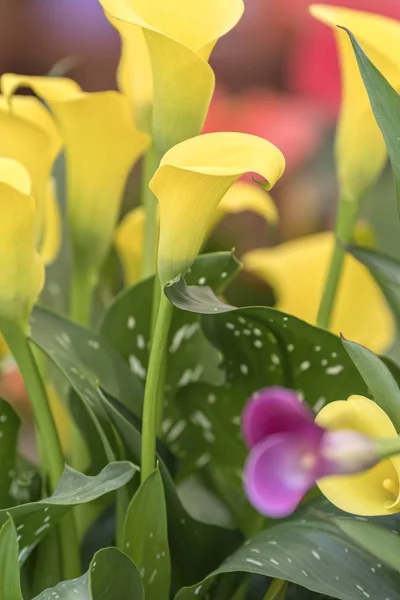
[331,352,337,358]
[194,586,202,595]
[0,415,7,423]
[243,329,252,336]
[177,365,204,387]
[149,569,158,585]
[287,344,294,352]
[221,272,228,279]
[301,570,308,577]
[253,328,262,337]
[311,550,320,560]
[321,359,328,367]
[169,323,200,353]
[299,361,311,372]
[271,354,280,366]
[88,340,99,350]
[269,558,279,566]
[250,548,260,553]
[313,397,326,413]
[129,355,147,379]
[314,345,321,352]
[207,393,216,404]
[254,340,263,349]
[234,330,241,337]
[127,316,136,330]
[246,558,264,567]
[325,365,344,375]
[226,322,235,330]
[35,523,50,536]
[196,453,211,468]
[198,277,206,286]
[231,415,240,426]
[191,411,212,430]
[137,334,146,350]
[238,317,246,325]
[166,420,187,443]
[240,364,249,375]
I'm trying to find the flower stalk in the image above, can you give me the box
[140,288,173,482]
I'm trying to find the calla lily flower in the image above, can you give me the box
[242,387,380,518]
[316,395,400,515]
[0,158,44,330]
[243,232,394,353]
[310,4,400,201]
[1,74,150,285]
[99,0,244,151]
[150,132,285,284]
[0,95,61,261]
[115,181,278,286]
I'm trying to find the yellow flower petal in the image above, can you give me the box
[0,98,57,242]
[2,74,150,282]
[316,395,400,515]
[39,178,62,265]
[100,0,244,151]
[242,232,393,353]
[0,158,44,328]
[310,5,400,200]
[115,206,146,286]
[217,181,278,225]
[150,132,285,283]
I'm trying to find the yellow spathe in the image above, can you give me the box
[310,5,400,201]
[316,395,400,515]
[2,74,150,283]
[0,158,44,329]
[150,132,285,284]
[99,0,244,151]
[115,181,278,286]
[115,207,146,286]
[0,96,60,247]
[242,232,393,353]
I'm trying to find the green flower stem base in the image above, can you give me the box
[1,320,80,579]
[70,262,94,327]
[317,195,359,329]
[141,289,173,483]
[141,144,160,280]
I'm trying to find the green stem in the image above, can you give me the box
[141,291,173,482]
[141,144,160,280]
[1,321,80,579]
[317,195,359,329]
[70,262,93,326]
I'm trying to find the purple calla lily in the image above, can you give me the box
[242,387,379,518]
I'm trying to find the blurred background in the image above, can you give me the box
[2,0,400,424]
[2,0,400,252]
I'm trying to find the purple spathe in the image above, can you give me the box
[242,387,378,518]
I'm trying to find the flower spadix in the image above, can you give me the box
[2,74,150,284]
[150,132,285,284]
[0,158,44,330]
[99,0,244,151]
[116,181,278,286]
[0,95,61,260]
[316,395,400,516]
[310,5,400,201]
[243,232,393,353]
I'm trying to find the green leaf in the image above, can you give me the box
[101,394,243,588]
[99,252,241,451]
[348,245,400,327]
[333,518,400,575]
[90,547,144,599]
[175,513,400,600]
[33,574,89,599]
[122,469,170,600]
[344,28,400,207]
[0,399,21,508]
[0,461,136,565]
[31,306,142,468]
[0,516,23,600]
[343,337,400,431]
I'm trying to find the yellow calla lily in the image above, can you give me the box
[0,158,44,329]
[0,96,60,247]
[149,132,285,284]
[310,5,400,201]
[316,395,400,515]
[115,207,146,286]
[99,0,244,151]
[115,181,278,286]
[242,232,393,353]
[2,74,150,285]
